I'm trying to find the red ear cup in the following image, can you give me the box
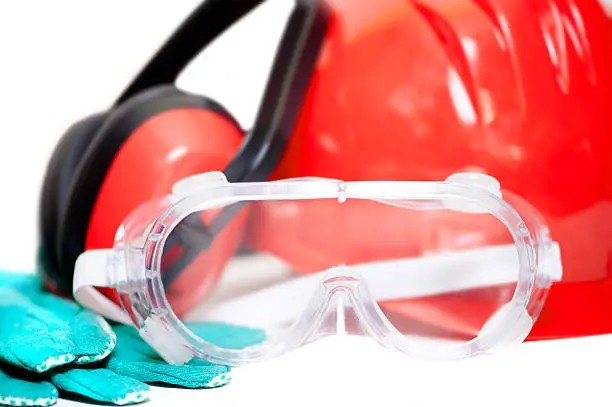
[38,112,109,293]
[84,94,246,315]
[45,86,246,312]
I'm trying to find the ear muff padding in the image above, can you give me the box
[38,112,108,288]
[55,85,242,294]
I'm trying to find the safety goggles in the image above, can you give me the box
[74,171,562,366]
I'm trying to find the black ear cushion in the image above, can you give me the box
[38,112,109,286]
[54,85,241,293]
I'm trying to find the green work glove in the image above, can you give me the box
[0,272,265,406]
[102,322,265,389]
[0,273,123,406]
[47,322,262,405]
[0,367,58,407]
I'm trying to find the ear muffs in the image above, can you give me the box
[39,0,329,309]
[51,85,244,295]
[38,112,108,290]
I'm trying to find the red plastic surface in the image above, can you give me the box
[86,108,244,315]
[254,0,612,340]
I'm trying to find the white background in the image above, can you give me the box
[1,1,612,406]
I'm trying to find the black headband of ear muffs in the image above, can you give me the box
[117,0,328,183]
[115,0,330,285]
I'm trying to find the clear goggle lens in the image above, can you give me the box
[171,198,516,341]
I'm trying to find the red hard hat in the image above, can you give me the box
[248,0,612,341]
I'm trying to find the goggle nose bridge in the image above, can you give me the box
[285,266,403,350]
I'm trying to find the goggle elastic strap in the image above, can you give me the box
[73,242,562,327]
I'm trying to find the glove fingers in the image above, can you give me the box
[106,358,232,389]
[70,312,116,364]
[50,368,150,406]
[0,368,58,407]
[1,334,76,373]
[0,289,76,372]
[29,294,113,364]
